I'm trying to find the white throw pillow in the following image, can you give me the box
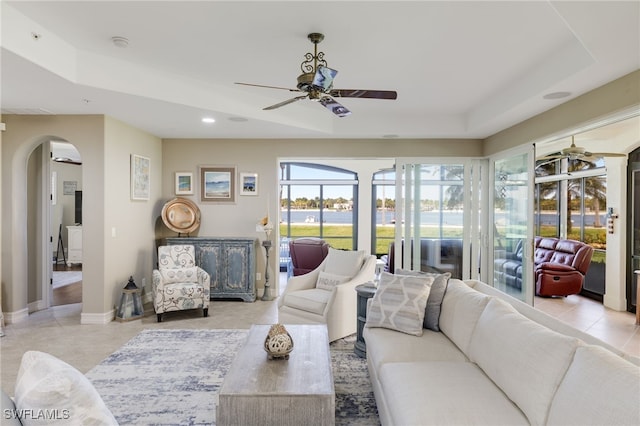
[159,267,199,284]
[365,272,433,336]
[14,351,118,425]
[316,271,350,291]
[323,248,365,278]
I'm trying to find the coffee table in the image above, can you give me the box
[217,324,335,426]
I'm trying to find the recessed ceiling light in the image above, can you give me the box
[111,36,129,48]
[543,91,571,100]
[201,117,216,124]
[228,117,248,122]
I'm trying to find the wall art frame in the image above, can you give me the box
[200,166,236,203]
[239,172,258,196]
[131,154,150,200]
[175,172,194,195]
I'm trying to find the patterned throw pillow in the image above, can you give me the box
[423,273,451,331]
[316,271,350,291]
[159,267,199,284]
[365,272,433,336]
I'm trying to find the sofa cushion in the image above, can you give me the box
[14,351,117,426]
[324,247,365,278]
[438,279,490,354]
[468,298,580,425]
[547,345,640,426]
[159,266,198,283]
[281,288,331,315]
[424,272,450,331]
[363,326,468,372]
[315,271,350,291]
[379,362,529,426]
[365,272,432,336]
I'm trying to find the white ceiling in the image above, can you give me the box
[1,1,639,140]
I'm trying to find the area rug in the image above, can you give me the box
[86,329,379,426]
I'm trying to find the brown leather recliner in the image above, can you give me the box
[288,238,330,276]
[534,237,594,297]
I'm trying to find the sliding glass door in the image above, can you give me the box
[394,160,471,279]
[491,149,535,303]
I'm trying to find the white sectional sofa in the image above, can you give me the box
[364,277,640,426]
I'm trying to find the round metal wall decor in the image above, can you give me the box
[161,197,201,234]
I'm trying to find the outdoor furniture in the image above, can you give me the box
[288,237,330,276]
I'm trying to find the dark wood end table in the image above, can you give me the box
[355,283,377,358]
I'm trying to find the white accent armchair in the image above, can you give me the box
[152,245,210,322]
[278,248,377,342]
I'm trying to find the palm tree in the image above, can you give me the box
[535,158,606,236]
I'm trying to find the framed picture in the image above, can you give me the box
[131,154,150,200]
[200,166,236,203]
[239,172,258,196]
[175,172,194,195]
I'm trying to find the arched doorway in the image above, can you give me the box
[26,139,83,311]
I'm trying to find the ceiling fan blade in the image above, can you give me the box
[319,97,351,117]
[584,151,627,158]
[263,95,308,110]
[536,154,563,161]
[329,89,397,100]
[235,82,301,92]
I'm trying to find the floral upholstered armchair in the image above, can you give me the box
[152,245,210,322]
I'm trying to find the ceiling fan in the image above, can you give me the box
[235,33,397,117]
[536,136,626,166]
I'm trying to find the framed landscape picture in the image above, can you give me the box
[131,154,150,200]
[239,172,258,196]
[200,166,236,203]
[175,172,194,195]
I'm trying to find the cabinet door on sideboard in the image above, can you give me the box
[164,237,257,302]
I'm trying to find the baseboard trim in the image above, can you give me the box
[81,309,115,325]
[28,299,47,313]
[5,308,29,324]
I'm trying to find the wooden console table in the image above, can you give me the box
[164,237,257,302]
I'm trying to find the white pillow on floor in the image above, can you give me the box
[14,351,117,425]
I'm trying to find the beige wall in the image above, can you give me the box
[103,116,162,311]
[1,115,161,323]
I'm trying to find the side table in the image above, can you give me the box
[355,283,377,358]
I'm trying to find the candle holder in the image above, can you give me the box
[261,239,274,301]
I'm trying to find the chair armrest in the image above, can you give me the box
[277,268,321,308]
[196,267,210,285]
[536,262,576,273]
[152,269,163,291]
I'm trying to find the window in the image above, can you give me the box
[372,168,396,256]
[280,162,358,250]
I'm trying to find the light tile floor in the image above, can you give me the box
[534,294,640,357]
[1,274,638,396]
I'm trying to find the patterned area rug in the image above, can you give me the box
[86,329,379,426]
